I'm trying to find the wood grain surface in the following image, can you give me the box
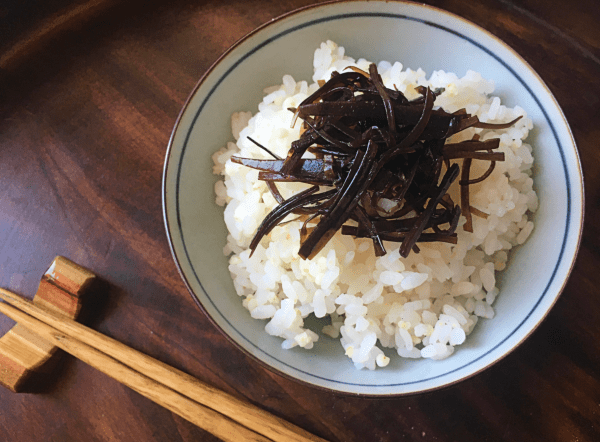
[0,0,598,440]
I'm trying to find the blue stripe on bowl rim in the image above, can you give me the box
[173,12,572,388]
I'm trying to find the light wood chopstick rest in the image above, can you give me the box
[0,256,95,392]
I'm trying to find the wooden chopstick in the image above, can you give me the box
[0,299,267,442]
[0,289,325,442]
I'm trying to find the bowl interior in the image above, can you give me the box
[163,1,583,395]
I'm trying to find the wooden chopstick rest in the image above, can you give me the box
[0,256,96,392]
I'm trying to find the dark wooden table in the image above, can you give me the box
[0,0,598,440]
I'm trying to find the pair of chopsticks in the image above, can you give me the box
[0,289,324,442]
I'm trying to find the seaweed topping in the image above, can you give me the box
[231,64,522,259]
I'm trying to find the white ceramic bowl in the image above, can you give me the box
[163,0,584,395]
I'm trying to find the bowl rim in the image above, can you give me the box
[162,0,584,396]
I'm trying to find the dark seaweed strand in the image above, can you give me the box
[292,189,338,215]
[249,185,320,254]
[280,128,321,175]
[353,204,386,256]
[377,86,434,168]
[343,229,458,245]
[460,156,496,185]
[470,206,489,219]
[432,205,461,235]
[342,208,457,237]
[247,136,282,159]
[360,192,381,218]
[460,158,474,233]
[266,180,285,204]
[298,141,379,260]
[473,115,522,129]
[258,171,333,186]
[382,153,421,212]
[369,63,396,145]
[291,70,370,126]
[448,135,499,187]
[445,151,504,161]
[443,138,500,155]
[250,187,336,250]
[399,163,460,257]
[303,118,353,152]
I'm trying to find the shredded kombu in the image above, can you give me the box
[231,64,521,259]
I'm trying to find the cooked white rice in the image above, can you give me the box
[212,41,537,370]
